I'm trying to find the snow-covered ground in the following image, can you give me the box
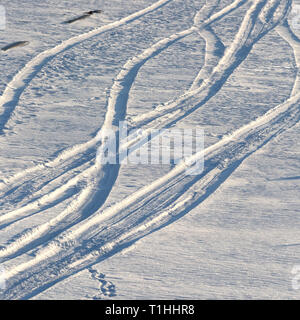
[0,0,299,299]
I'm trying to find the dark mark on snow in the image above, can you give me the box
[1,41,30,51]
[85,10,102,15]
[62,10,102,24]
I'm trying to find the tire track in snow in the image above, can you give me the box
[0,0,172,134]
[0,1,247,230]
[0,0,246,196]
[2,78,300,299]
[129,0,290,129]
[0,27,195,259]
[0,0,180,221]
[190,0,225,90]
[0,137,99,194]
[0,0,295,295]
[0,0,174,202]
[276,19,300,96]
[0,0,289,261]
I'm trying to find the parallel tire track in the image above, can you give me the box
[2,83,300,300]
[0,0,290,261]
[0,0,297,299]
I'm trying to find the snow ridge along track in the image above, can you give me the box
[0,0,299,299]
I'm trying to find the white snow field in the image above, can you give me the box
[0,0,299,300]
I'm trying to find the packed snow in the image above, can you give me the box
[0,0,299,299]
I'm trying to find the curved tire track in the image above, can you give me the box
[2,82,300,299]
[0,0,296,299]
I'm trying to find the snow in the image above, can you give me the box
[0,0,299,299]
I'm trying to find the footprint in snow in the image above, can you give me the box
[88,267,117,299]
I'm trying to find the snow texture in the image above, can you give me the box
[0,0,299,299]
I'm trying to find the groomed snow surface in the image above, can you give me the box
[0,0,299,300]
